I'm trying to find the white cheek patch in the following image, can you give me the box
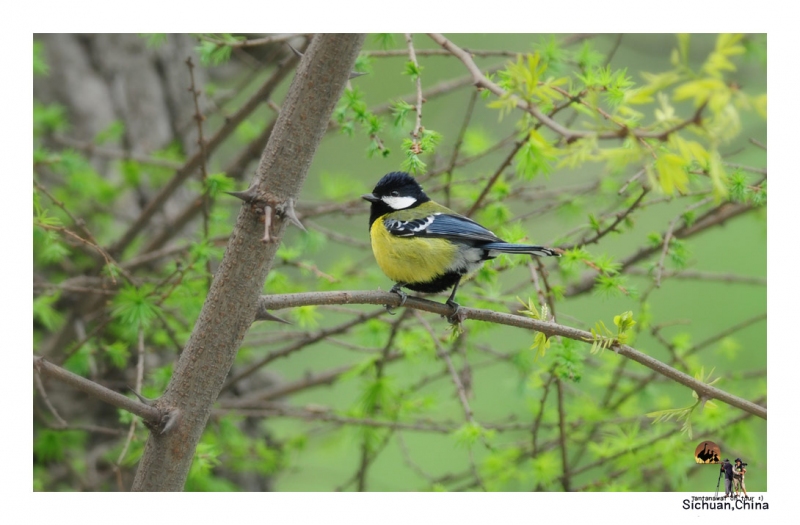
[381,195,417,210]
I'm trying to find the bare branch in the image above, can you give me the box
[34,356,161,424]
[199,33,307,49]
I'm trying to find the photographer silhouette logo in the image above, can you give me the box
[695,440,721,464]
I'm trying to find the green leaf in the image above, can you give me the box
[391,100,414,128]
[188,442,222,479]
[462,128,493,156]
[402,60,423,80]
[655,153,689,195]
[613,311,636,343]
[528,451,561,489]
[33,101,68,136]
[204,172,236,198]
[33,294,63,330]
[359,376,397,413]
[34,230,69,264]
[112,285,162,330]
[196,39,233,66]
[140,33,167,48]
[373,33,395,50]
[94,120,125,145]
[34,429,86,462]
[574,40,605,70]
[33,40,49,76]
[401,150,426,175]
[531,331,551,358]
[535,36,566,71]
[453,422,494,448]
[353,54,373,76]
[515,130,558,179]
[64,345,93,376]
[104,342,131,369]
[291,305,320,329]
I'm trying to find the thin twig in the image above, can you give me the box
[185,57,213,288]
[564,187,649,251]
[723,162,767,176]
[444,90,478,207]
[618,168,645,195]
[396,433,436,480]
[33,179,134,285]
[113,329,147,489]
[626,268,766,286]
[555,379,570,491]
[33,371,68,427]
[222,309,386,392]
[414,312,475,424]
[50,135,183,169]
[365,48,522,58]
[198,33,306,48]
[404,33,424,147]
[686,312,767,358]
[655,197,713,287]
[530,373,555,458]
[465,139,527,217]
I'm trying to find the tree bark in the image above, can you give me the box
[130,33,365,491]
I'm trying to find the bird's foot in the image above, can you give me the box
[445,299,465,325]
[386,284,408,315]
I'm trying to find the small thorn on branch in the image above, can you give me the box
[128,387,155,406]
[257,308,292,324]
[287,42,304,58]
[280,198,306,232]
[160,409,181,435]
[225,187,258,203]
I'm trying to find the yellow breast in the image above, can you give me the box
[370,218,457,284]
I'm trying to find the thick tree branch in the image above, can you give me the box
[130,34,365,492]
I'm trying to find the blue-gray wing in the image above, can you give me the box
[384,213,502,243]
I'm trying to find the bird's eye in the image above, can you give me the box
[390,191,399,197]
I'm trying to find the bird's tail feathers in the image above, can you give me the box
[483,242,562,257]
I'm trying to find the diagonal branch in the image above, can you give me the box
[34,356,161,424]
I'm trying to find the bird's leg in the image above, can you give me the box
[386,282,408,314]
[444,277,463,323]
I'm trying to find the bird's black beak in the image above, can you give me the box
[361,193,379,203]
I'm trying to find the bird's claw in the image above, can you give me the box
[445,300,465,325]
[385,285,408,315]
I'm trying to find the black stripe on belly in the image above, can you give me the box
[405,272,462,294]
